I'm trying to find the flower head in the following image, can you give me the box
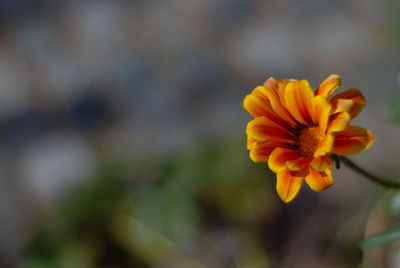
[243,75,374,202]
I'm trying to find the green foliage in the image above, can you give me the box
[389,93,400,123]
[21,137,276,267]
[360,224,400,249]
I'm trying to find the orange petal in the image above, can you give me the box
[327,112,350,133]
[249,141,281,163]
[263,79,297,127]
[315,74,341,98]
[331,99,354,114]
[305,168,334,192]
[332,126,375,155]
[243,94,271,117]
[286,157,312,171]
[311,95,332,132]
[314,134,334,157]
[330,88,366,118]
[268,147,301,173]
[243,93,291,127]
[276,169,304,203]
[263,77,280,93]
[310,155,334,172]
[247,117,294,143]
[263,77,294,96]
[247,136,257,150]
[250,85,269,99]
[284,80,314,124]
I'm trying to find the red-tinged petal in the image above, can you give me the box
[315,74,341,98]
[276,169,304,203]
[250,85,269,99]
[268,147,301,173]
[247,117,294,143]
[330,88,366,118]
[314,134,334,157]
[263,77,280,93]
[243,94,270,118]
[284,80,314,124]
[332,126,375,155]
[305,168,334,192]
[249,141,282,163]
[286,157,312,171]
[263,79,297,127]
[276,79,296,107]
[310,156,334,172]
[331,99,354,114]
[243,94,292,128]
[247,137,256,150]
[327,112,350,133]
[311,95,332,132]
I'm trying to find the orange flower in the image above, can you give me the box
[243,75,374,202]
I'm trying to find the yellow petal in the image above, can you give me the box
[310,156,334,172]
[284,80,314,124]
[247,117,294,143]
[250,85,269,98]
[249,141,280,163]
[263,79,297,127]
[268,147,301,173]
[327,112,350,133]
[276,169,304,203]
[305,168,334,192]
[247,136,256,150]
[243,93,292,128]
[330,88,366,118]
[313,134,334,157]
[315,74,341,98]
[243,94,271,118]
[332,125,375,155]
[311,95,332,132]
[286,157,312,171]
[331,99,354,114]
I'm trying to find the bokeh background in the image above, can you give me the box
[1,0,400,267]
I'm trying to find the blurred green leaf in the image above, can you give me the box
[387,191,400,216]
[389,93,400,123]
[360,224,400,249]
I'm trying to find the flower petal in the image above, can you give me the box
[247,136,256,150]
[332,126,375,155]
[250,141,282,163]
[313,134,334,157]
[311,95,332,132]
[243,94,271,117]
[246,116,294,143]
[315,74,341,98]
[330,88,366,118]
[331,99,354,114]
[284,80,314,124]
[327,112,350,133]
[243,94,291,127]
[276,169,304,203]
[305,168,334,192]
[286,157,312,171]
[265,78,296,108]
[268,147,301,173]
[310,156,334,172]
[250,85,269,98]
[263,79,297,127]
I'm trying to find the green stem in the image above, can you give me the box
[341,156,400,188]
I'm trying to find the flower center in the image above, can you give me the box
[297,126,325,158]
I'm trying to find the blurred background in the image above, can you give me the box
[0,0,400,267]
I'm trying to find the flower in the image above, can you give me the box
[243,75,374,203]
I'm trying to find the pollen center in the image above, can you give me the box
[298,126,325,158]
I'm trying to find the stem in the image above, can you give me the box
[341,156,400,188]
